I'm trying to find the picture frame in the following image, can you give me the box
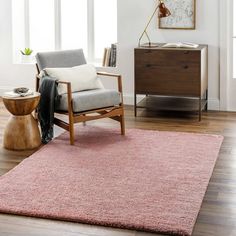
[159,0,196,30]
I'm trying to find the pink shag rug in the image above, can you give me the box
[0,126,223,236]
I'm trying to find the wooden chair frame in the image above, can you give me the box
[36,65,125,145]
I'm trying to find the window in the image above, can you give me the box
[12,0,117,64]
[61,0,88,53]
[29,0,55,52]
[94,0,117,59]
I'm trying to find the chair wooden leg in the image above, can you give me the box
[83,114,86,126]
[120,114,125,135]
[69,121,75,145]
[65,82,75,145]
[68,113,75,145]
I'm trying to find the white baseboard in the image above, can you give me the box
[208,98,220,111]
[123,94,144,105]
[123,94,220,111]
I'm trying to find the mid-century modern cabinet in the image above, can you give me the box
[134,44,208,121]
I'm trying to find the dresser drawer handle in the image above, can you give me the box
[183,65,189,69]
[184,51,190,54]
[146,64,152,67]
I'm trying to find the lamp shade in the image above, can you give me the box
[158,2,171,18]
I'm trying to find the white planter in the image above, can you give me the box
[21,54,34,64]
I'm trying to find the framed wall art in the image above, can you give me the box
[159,0,196,30]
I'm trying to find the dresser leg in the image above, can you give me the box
[199,97,202,121]
[205,89,208,111]
[134,93,137,117]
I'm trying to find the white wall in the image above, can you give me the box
[0,0,220,110]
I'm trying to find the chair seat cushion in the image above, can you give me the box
[56,89,121,113]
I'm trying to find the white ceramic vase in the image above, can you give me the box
[21,54,34,64]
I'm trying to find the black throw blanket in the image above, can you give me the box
[38,76,60,144]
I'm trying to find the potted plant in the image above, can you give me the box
[20,48,34,63]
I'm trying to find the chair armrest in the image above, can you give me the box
[97,72,121,78]
[97,72,123,100]
[36,75,41,92]
[35,75,73,112]
[57,81,71,85]
[57,81,73,113]
[36,75,71,92]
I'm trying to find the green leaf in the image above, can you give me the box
[20,48,33,55]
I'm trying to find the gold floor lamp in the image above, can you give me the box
[138,0,171,47]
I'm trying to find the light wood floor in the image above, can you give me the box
[0,102,236,236]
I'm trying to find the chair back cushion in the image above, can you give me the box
[36,49,86,71]
[44,64,104,94]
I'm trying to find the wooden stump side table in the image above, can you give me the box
[2,92,41,150]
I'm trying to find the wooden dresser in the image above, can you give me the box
[134,44,208,121]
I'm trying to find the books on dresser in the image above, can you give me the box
[162,42,199,49]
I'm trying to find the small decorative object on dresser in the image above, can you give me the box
[134,44,208,121]
[162,42,199,49]
[159,0,196,30]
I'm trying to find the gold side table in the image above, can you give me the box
[2,92,41,150]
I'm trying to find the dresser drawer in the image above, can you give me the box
[134,45,208,119]
[135,63,200,97]
[135,49,200,67]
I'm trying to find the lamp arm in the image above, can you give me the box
[144,31,151,44]
[138,2,161,47]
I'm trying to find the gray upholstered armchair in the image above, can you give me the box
[35,49,125,145]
